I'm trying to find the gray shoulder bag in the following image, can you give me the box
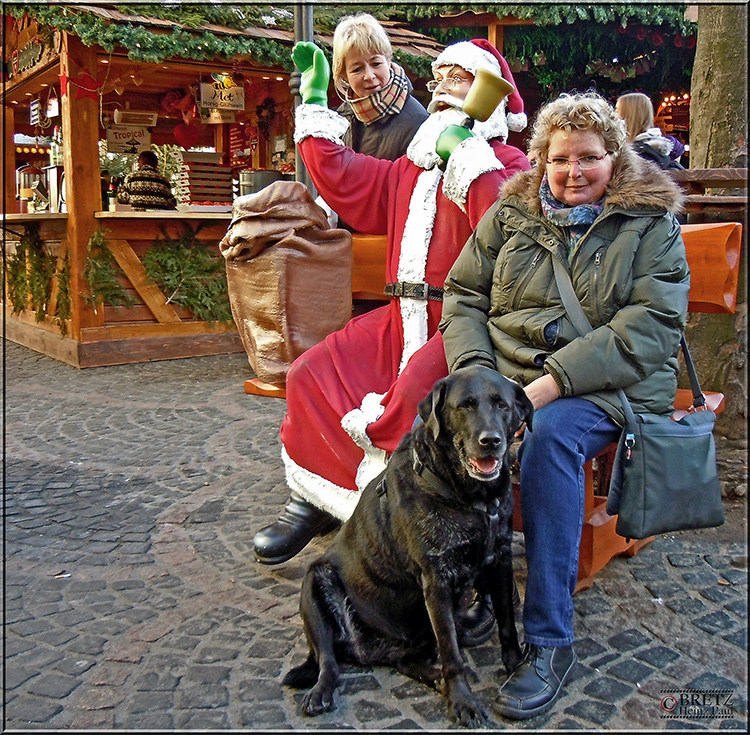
[551,256,724,540]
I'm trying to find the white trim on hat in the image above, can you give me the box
[432,41,502,77]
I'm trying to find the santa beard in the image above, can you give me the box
[406,104,468,169]
[407,94,510,169]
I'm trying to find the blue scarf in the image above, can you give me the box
[539,175,605,253]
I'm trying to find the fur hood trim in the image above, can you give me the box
[501,147,684,215]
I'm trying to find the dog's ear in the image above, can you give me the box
[512,382,535,432]
[417,377,448,441]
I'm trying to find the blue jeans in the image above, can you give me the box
[518,397,620,647]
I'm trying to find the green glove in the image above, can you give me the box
[436,124,475,162]
[291,41,330,106]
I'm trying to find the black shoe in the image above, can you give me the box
[493,643,576,720]
[253,492,340,565]
[456,593,495,647]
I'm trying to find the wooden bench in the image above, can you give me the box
[669,168,747,217]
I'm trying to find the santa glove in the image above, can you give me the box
[292,41,330,106]
[436,124,475,162]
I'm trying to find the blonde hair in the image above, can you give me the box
[332,13,392,96]
[527,91,628,167]
[616,92,655,142]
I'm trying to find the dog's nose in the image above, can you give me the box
[478,432,502,449]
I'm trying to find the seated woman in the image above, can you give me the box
[440,91,688,718]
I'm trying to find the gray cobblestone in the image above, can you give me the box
[3,341,747,730]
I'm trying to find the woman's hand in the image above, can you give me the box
[524,373,561,410]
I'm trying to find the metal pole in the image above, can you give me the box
[291,2,316,195]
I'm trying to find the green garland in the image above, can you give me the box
[141,223,233,325]
[55,250,71,336]
[5,222,58,322]
[83,229,135,310]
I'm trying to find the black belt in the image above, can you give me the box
[383,281,444,302]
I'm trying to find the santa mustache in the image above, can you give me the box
[427,93,468,115]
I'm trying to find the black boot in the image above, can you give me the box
[456,593,495,647]
[253,492,340,565]
[493,643,577,719]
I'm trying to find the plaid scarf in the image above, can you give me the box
[539,175,605,254]
[346,62,409,125]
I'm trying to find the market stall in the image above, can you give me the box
[1,8,297,367]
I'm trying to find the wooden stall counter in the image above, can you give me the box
[3,209,243,368]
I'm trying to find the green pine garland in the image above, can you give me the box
[55,250,72,336]
[5,222,58,322]
[141,223,233,325]
[83,229,135,310]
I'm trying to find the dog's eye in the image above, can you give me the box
[458,397,478,410]
[490,395,508,410]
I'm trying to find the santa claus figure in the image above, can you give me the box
[253,39,530,568]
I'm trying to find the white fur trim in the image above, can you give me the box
[433,41,502,78]
[341,391,387,449]
[293,103,349,145]
[340,392,389,493]
[506,111,528,133]
[396,168,442,373]
[443,136,503,212]
[282,447,359,521]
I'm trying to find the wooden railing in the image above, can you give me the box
[669,167,747,216]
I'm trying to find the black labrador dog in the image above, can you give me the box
[283,365,534,727]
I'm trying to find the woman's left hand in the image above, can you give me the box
[524,374,561,410]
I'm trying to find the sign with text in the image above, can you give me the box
[200,107,236,124]
[199,82,245,111]
[106,125,151,154]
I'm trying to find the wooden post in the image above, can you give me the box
[59,34,105,338]
[3,104,16,213]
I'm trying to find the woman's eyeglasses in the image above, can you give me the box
[426,76,469,92]
[546,153,610,172]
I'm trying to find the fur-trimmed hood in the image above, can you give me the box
[500,146,685,215]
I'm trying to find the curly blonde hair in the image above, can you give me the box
[527,92,628,167]
[332,13,392,96]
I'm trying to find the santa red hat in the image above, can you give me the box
[432,39,527,132]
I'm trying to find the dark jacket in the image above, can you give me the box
[336,93,428,162]
[439,148,689,424]
[632,140,684,170]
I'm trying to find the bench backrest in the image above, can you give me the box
[681,222,742,314]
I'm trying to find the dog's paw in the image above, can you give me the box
[300,686,335,716]
[449,695,488,729]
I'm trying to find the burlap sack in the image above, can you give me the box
[220,180,352,384]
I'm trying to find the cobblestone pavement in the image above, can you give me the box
[2,340,747,731]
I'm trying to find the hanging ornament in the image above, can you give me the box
[73,71,102,101]
[174,123,200,150]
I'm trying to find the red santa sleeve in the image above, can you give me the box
[294,103,397,235]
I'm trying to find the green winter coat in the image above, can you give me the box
[439,148,689,426]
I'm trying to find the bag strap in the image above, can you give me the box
[550,256,704,417]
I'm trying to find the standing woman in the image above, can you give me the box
[332,13,428,162]
[440,92,688,718]
[616,91,684,170]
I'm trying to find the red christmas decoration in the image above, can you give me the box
[674,35,683,48]
[174,123,200,150]
[73,71,102,101]
[686,36,697,50]
[58,72,69,98]
[651,31,664,46]
[636,26,646,40]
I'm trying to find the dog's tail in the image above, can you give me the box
[282,654,319,688]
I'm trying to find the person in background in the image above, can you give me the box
[117,150,177,210]
[440,91,688,718]
[615,92,684,170]
[664,134,686,166]
[333,12,428,162]
[252,39,530,573]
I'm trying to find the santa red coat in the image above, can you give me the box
[280,103,530,521]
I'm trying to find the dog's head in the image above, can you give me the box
[417,366,534,482]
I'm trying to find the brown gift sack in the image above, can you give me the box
[220,181,352,385]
